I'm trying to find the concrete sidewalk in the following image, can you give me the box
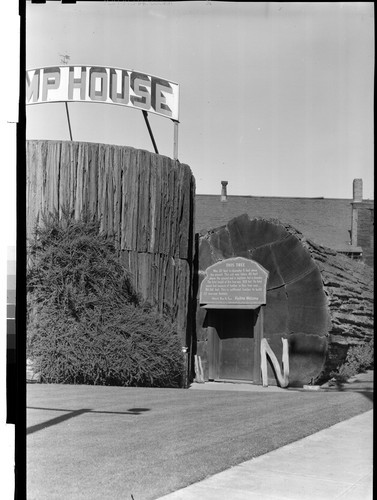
[158,410,373,500]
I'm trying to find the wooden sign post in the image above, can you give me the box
[173,120,179,160]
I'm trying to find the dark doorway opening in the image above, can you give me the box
[206,309,259,382]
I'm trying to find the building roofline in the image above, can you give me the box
[195,193,360,202]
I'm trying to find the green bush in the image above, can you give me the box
[330,338,374,384]
[343,338,374,375]
[27,210,184,387]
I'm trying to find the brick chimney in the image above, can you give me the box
[221,181,228,202]
[353,178,363,202]
[351,179,363,246]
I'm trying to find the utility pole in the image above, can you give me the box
[59,54,72,140]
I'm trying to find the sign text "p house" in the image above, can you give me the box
[26,66,179,121]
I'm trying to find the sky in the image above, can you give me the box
[24,2,374,200]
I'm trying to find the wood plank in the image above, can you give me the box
[149,154,157,253]
[124,149,138,250]
[46,142,61,214]
[137,150,150,252]
[87,142,98,219]
[120,147,131,250]
[98,143,107,232]
[74,143,84,218]
[106,146,114,237]
[112,146,122,248]
[69,142,78,214]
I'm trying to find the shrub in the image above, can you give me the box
[344,338,374,372]
[27,209,141,312]
[329,338,374,384]
[27,210,184,387]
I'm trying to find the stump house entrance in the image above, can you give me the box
[206,308,264,382]
[200,257,268,383]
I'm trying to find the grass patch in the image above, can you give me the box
[27,385,373,500]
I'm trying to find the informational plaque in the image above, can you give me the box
[200,257,268,309]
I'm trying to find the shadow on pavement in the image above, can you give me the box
[27,406,150,435]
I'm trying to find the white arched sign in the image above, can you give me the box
[26,65,179,120]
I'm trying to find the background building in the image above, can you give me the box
[194,179,373,385]
[196,179,374,268]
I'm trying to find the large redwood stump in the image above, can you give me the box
[27,140,196,344]
[196,214,373,386]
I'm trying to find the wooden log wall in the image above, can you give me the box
[26,140,196,343]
